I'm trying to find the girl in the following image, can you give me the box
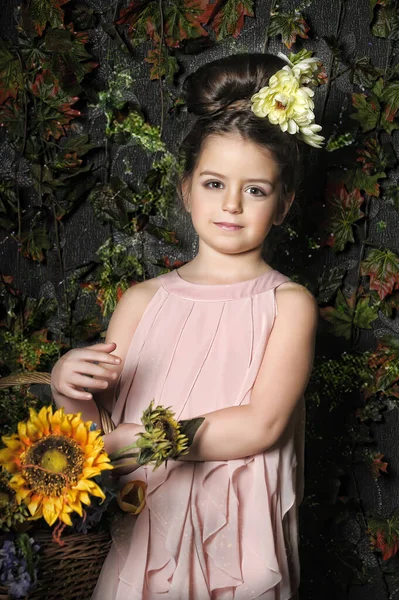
[51,52,320,600]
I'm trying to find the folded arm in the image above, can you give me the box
[178,283,318,462]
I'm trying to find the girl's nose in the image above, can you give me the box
[222,189,243,213]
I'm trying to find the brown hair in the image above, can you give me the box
[178,53,307,221]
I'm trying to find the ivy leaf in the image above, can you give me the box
[268,8,310,49]
[367,336,399,397]
[24,0,69,37]
[212,0,254,40]
[29,70,81,139]
[0,99,25,146]
[319,289,356,340]
[20,226,52,262]
[371,3,399,40]
[351,56,385,89]
[343,167,386,197]
[43,27,98,94]
[0,180,18,230]
[144,47,179,83]
[353,295,379,329]
[163,0,210,47]
[380,103,399,134]
[356,137,397,175]
[320,182,365,253]
[350,92,380,132]
[316,265,347,304]
[361,248,399,300]
[144,222,179,245]
[0,41,24,105]
[364,451,388,478]
[320,290,378,339]
[88,178,136,231]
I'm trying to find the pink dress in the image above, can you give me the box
[92,268,305,600]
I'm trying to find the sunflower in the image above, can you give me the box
[0,406,113,527]
[135,400,190,468]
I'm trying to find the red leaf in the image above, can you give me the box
[360,248,399,301]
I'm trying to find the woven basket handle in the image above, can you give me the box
[0,372,116,434]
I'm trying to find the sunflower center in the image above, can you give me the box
[23,435,84,496]
[41,449,68,473]
[155,418,177,443]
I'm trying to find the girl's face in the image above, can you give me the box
[183,133,294,258]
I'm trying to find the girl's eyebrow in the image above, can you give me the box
[199,170,274,187]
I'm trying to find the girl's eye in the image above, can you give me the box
[205,181,223,189]
[247,187,266,197]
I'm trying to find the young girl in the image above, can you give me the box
[51,52,320,600]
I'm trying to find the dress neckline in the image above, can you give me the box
[174,268,277,288]
[158,267,289,302]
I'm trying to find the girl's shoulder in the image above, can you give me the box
[118,275,163,311]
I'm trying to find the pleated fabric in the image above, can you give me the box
[92,268,305,600]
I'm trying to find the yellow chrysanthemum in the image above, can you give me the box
[250,53,324,149]
[0,406,113,527]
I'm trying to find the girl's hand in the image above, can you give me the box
[50,342,122,403]
[104,423,144,476]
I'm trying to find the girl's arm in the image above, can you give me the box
[51,279,161,423]
[179,284,318,462]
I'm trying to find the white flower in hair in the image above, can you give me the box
[250,51,324,149]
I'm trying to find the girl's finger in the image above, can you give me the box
[88,342,117,350]
[68,374,114,390]
[62,384,94,401]
[69,350,122,365]
[73,363,120,380]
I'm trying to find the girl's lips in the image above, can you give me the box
[214,222,244,231]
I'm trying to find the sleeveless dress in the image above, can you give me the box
[92,268,305,600]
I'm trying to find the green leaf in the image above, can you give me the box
[212,0,254,40]
[371,4,399,40]
[319,289,355,340]
[353,296,379,329]
[360,248,399,300]
[351,56,385,89]
[88,179,135,231]
[178,417,205,447]
[20,226,52,262]
[344,168,386,197]
[0,40,24,104]
[321,182,365,253]
[26,0,69,36]
[350,92,380,132]
[316,265,347,304]
[144,46,179,83]
[268,8,310,48]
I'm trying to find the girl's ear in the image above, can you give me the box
[274,192,295,226]
[181,178,191,213]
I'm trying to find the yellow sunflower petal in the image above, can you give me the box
[59,509,73,526]
[78,491,91,505]
[74,422,88,447]
[49,409,63,435]
[42,499,60,526]
[2,434,24,452]
[88,482,106,500]
[17,422,31,447]
[37,406,52,435]
[27,494,42,517]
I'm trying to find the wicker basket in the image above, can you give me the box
[0,372,113,600]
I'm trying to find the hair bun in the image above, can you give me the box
[183,53,288,117]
